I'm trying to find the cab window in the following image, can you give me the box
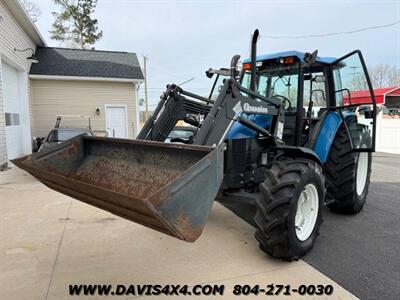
[303,72,327,118]
[241,63,300,109]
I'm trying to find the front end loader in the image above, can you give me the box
[14,30,376,260]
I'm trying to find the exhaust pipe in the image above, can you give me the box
[250,29,259,92]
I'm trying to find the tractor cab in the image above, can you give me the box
[239,50,376,155]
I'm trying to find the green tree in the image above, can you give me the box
[50,0,103,49]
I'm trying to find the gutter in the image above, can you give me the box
[29,74,144,83]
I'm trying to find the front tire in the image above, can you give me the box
[326,124,372,214]
[253,158,325,261]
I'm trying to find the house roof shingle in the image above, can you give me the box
[30,47,144,80]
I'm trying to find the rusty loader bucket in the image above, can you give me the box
[13,136,224,242]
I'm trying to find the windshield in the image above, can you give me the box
[241,63,300,108]
[47,129,91,142]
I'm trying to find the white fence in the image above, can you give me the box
[376,114,400,154]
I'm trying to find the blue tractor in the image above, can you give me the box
[14,30,376,260]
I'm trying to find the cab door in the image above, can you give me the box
[331,50,376,151]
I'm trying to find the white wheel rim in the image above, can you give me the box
[295,184,319,241]
[356,152,369,196]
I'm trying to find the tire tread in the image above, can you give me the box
[254,158,324,260]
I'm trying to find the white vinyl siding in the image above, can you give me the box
[0,3,37,71]
[0,1,37,166]
[30,79,138,139]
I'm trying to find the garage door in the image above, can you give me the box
[2,62,23,159]
[106,106,128,138]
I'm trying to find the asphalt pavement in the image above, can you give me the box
[304,152,400,300]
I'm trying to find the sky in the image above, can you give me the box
[31,0,400,110]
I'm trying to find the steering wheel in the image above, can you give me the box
[271,95,292,109]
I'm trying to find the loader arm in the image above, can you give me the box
[193,79,283,146]
[138,77,283,147]
[137,84,212,142]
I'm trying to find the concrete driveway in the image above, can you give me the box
[1,164,357,300]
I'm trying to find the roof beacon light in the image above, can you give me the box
[279,56,295,65]
[243,63,251,70]
[284,56,295,64]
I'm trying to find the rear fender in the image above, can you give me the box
[313,111,343,163]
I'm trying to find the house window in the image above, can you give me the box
[5,113,11,126]
[5,113,20,126]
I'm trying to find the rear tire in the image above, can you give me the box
[253,158,325,261]
[326,124,372,214]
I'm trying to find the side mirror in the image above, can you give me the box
[359,106,374,119]
[364,110,374,119]
[205,69,214,78]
